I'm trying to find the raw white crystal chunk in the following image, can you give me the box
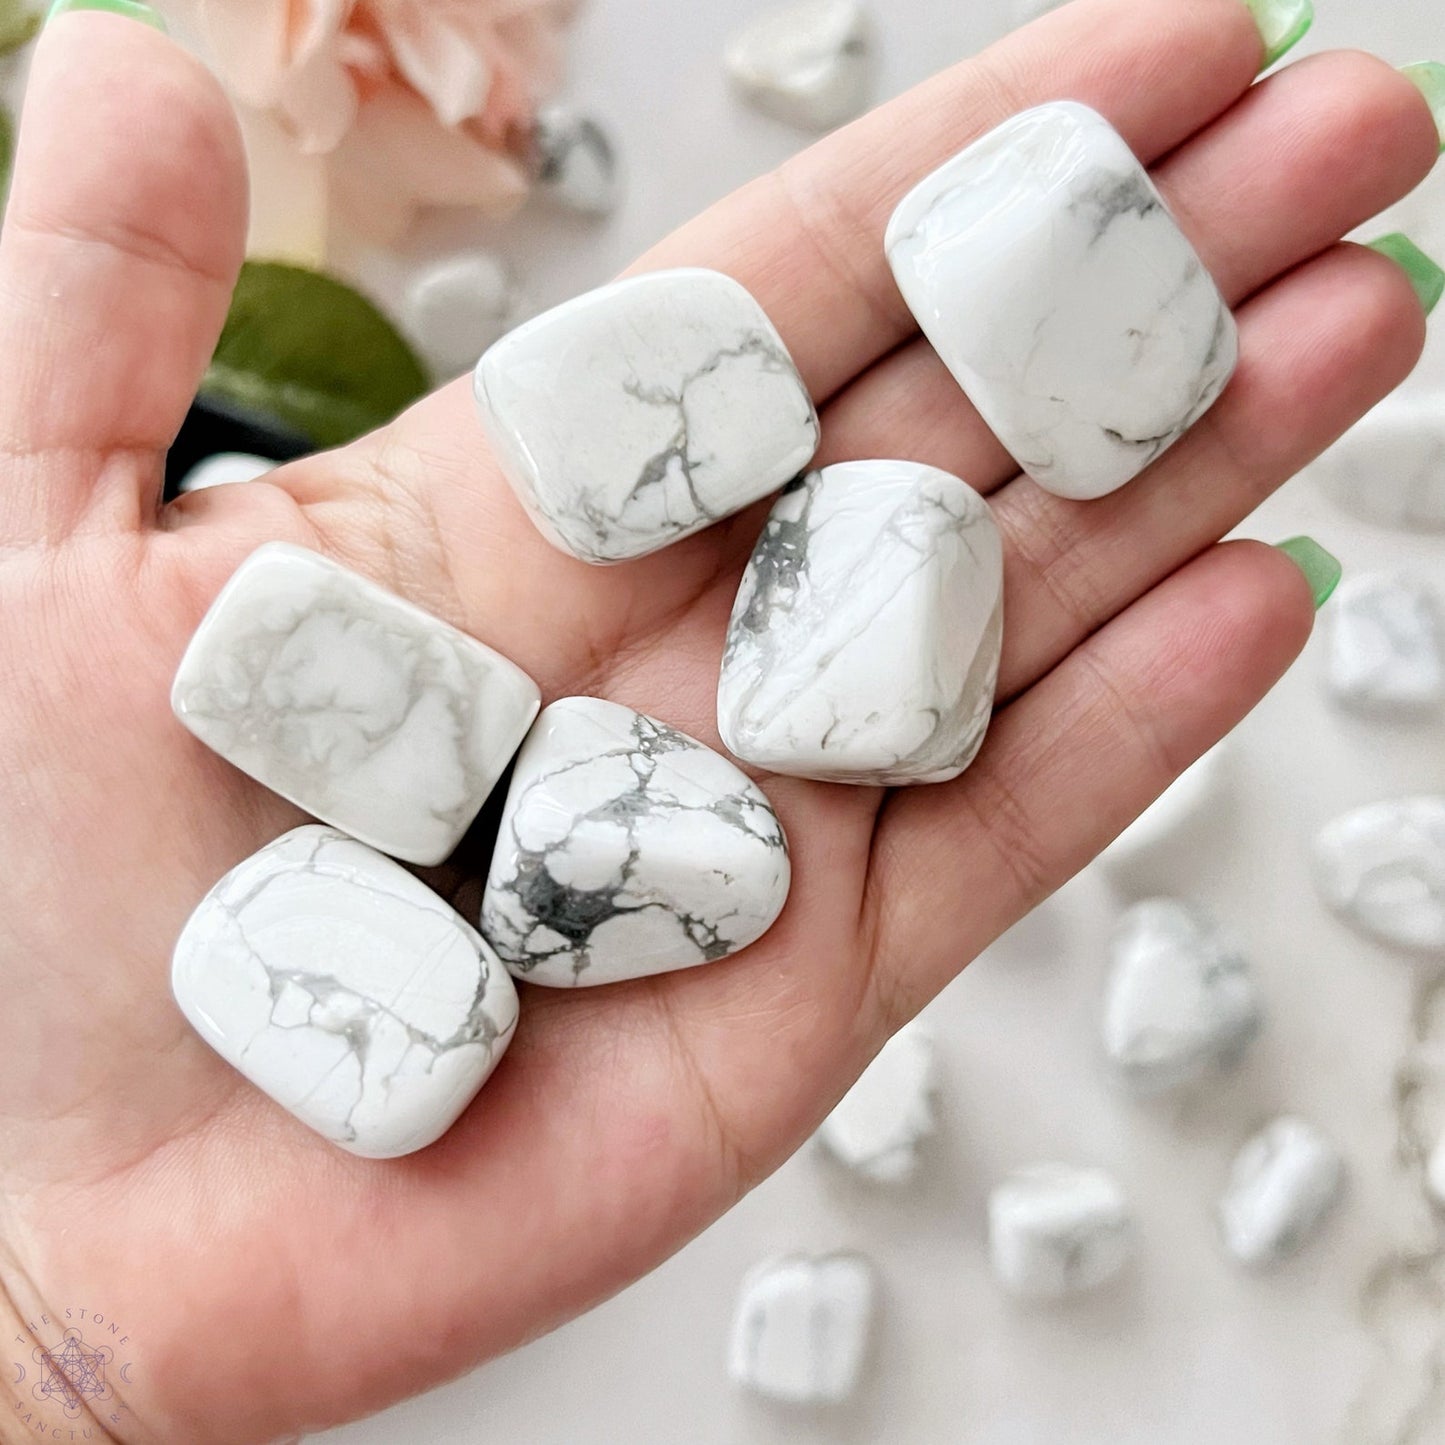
[474,268,819,563]
[401,251,518,378]
[727,1253,876,1404]
[885,101,1237,501]
[178,452,276,493]
[1308,396,1445,533]
[988,1163,1134,1299]
[1313,796,1445,956]
[815,1019,936,1183]
[1097,745,1230,878]
[481,697,791,987]
[172,826,520,1158]
[1102,899,1261,1095]
[1324,574,1444,715]
[724,0,873,132]
[717,460,1003,784]
[530,105,619,216]
[1218,1116,1344,1267]
[172,543,541,867]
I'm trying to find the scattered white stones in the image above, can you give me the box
[1313,796,1445,956]
[724,0,873,132]
[172,826,520,1158]
[480,697,791,988]
[400,251,519,378]
[171,542,541,867]
[1308,396,1445,533]
[1324,574,1444,716]
[1101,899,1261,1096]
[728,1253,876,1404]
[815,1020,936,1183]
[987,1163,1134,1300]
[717,460,1003,784]
[529,105,620,217]
[1096,745,1230,880]
[178,452,276,493]
[474,268,819,563]
[1217,1116,1345,1267]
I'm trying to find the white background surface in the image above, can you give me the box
[314,1,1445,1441]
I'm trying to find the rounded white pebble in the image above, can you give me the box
[178,452,276,493]
[988,1163,1134,1300]
[401,252,518,378]
[530,105,619,216]
[1307,395,1445,533]
[1324,573,1444,715]
[1218,1116,1344,1267]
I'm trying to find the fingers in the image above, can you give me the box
[632,0,1264,399]
[0,13,248,542]
[819,49,1439,481]
[863,541,1316,1020]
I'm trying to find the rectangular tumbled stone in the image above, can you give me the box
[473,267,820,563]
[172,542,541,866]
[885,101,1237,501]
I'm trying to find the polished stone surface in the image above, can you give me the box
[172,826,520,1159]
[401,251,518,378]
[1324,573,1444,715]
[885,101,1237,501]
[481,697,790,987]
[474,268,818,563]
[178,451,276,493]
[172,542,541,867]
[717,460,1003,784]
[530,105,620,217]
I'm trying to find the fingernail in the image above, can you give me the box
[1365,233,1445,317]
[1276,537,1342,610]
[1401,62,1445,153]
[47,0,167,31]
[1242,0,1313,69]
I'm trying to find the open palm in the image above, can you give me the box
[0,3,1436,1440]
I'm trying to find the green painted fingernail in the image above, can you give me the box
[1243,0,1312,69]
[1366,233,1445,317]
[1401,62,1445,154]
[1276,537,1342,609]
[47,0,167,31]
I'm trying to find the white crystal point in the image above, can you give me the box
[474,268,819,564]
[727,1253,876,1404]
[815,1019,936,1183]
[1324,574,1444,715]
[178,452,276,493]
[530,105,619,216]
[988,1163,1134,1299]
[1312,796,1445,956]
[717,460,1003,785]
[724,0,872,132]
[1102,899,1261,1095]
[1308,395,1445,533]
[1097,744,1230,878]
[401,251,518,378]
[172,826,520,1159]
[172,543,541,867]
[481,697,791,988]
[885,102,1236,501]
[1218,1116,1344,1267]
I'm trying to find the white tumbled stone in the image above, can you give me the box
[530,105,619,216]
[717,460,1003,784]
[172,543,541,867]
[1427,1130,1445,1208]
[474,268,818,564]
[178,452,277,493]
[815,1019,936,1183]
[988,1163,1134,1299]
[401,251,518,378]
[1313,796,1445,956]
[1102,899,1261,1095]
[1218,1116,1344,1267]
[172,826,520,1158]
[727,1253,876,1404]
[1324,574,1444,715]
[481,697,790,987]
[885,101,1236,501]
[1308,396,1445,533]
[1097,744,1230,878]
[724,0,872,132]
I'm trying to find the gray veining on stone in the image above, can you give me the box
[1325,574,1444,716]
[529,105,620,216]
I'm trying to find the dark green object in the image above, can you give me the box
[0,0,39,53]
[0,105,12,204]
[203,262,431,450]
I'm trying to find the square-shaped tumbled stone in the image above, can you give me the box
[473,268,820,563]
[172,543,540,866]
[885,102,1237,501]
[717,460,1003,785]
[173,826,520,1158]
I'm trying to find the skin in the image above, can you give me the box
[0,0,1436,1439]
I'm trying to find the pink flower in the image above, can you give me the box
[174,0,582,241]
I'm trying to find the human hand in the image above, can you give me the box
[0,1,1437,1440]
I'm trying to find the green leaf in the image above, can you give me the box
[0,0,39,57]
[202,261,431,450]
[0,105,12,203]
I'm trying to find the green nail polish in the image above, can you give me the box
[1276,537,1342,610]
[1242,0,1313,69]
[46,0,167,32]
[1366,233,1445,317]
[1401,62,1445,154]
